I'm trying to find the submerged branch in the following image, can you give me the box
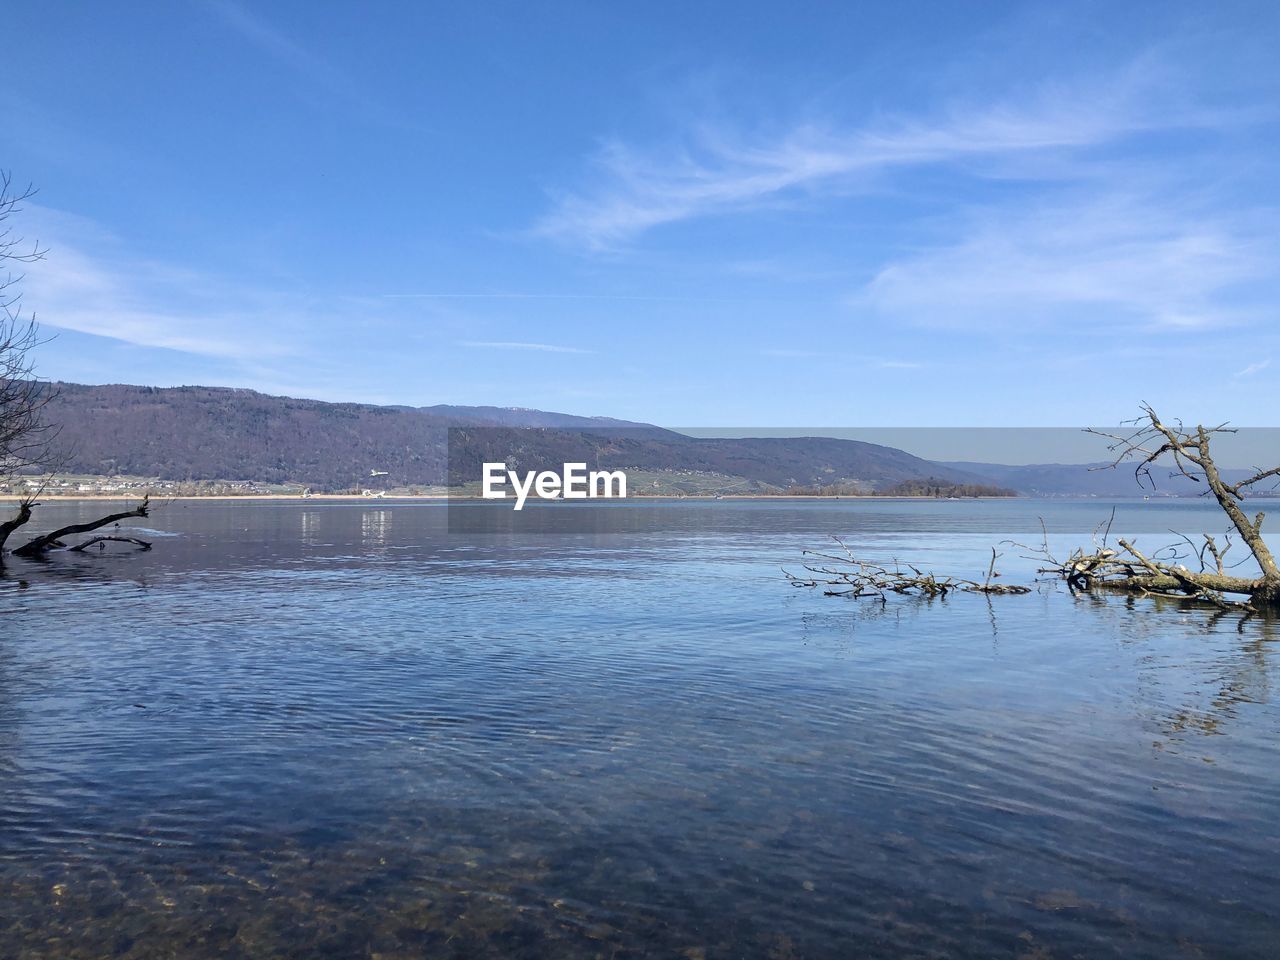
[11,495,150,557]
[68,535,152,553]
[785,537,1030,601]
[1026,534,1263,610]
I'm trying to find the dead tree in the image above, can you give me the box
[1,171,56,484]
[9,495,150,558]
[0,174,152,571]
[1011,510,1262,612]
[0,171,62,567]
[1079,405,1280,610]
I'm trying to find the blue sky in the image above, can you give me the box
[5,0,1280,426]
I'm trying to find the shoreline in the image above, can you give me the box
[4,493,1191,504]
[16,493,1009,503]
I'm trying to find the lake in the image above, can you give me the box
[2,498,1278,958]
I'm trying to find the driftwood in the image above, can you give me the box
[68,535,152,553]
[1009,511,1260,612]
[786,538,1030,601]
[7,494,150,559]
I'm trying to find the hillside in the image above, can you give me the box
[941,461,1266,498]
[38,383,986,492]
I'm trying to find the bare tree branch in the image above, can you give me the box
[12,495,150,557]
[0,170,58,484]
[785,536,1030,600]
[1084,405,1279,603]
[68,535,152,553]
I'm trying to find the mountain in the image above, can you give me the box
[442,425,996,491]
[38,382,986,492]
[417,405,652,431]
[43,383,455,488]
[942,461,1265,497]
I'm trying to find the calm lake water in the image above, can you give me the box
[1,498,1278,958]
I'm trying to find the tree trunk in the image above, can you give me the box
[0,500,34,559]
[1253,578,1280,611]
[1090,571,1263,597]
[1195,426,1280,583]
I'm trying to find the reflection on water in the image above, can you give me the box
[361,509,392,548]
[1,499,1278,958]
[300,510,321,546]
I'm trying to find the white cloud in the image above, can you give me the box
[24,247,268,359]
[858,194,1270,331]
[458,340,593,354]
[206,1,399,123]
[759,348,821,358]
[19,206,301,361]
[386,292,730,303]
[1234,358,1271,378]
[531,59,1201,251]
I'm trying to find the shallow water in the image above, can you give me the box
[1,498,1278,958]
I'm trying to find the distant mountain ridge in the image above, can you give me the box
[940,460,1265,497]
[416,404,649,430]
[38,383,988,492]
[34,383,1251,496]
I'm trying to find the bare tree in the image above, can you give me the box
[1070,405,1280,609]
[0,174,152,567]
[0,171,53,561]
[1,171,56,484]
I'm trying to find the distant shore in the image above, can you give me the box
[5,493,1201,504]
[17,492,1023,503]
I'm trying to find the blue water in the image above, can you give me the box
[1,498,1277,958]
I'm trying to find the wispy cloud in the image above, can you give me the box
[858,194,1271,331]
[758,349,924,369]
[759,348,821,358]
[531,60,1198,251]
[459,340,593,354]
[387,292,742,303]
[206,0,399,123]
[22,212,290,360]
[1234,358,1271,378]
